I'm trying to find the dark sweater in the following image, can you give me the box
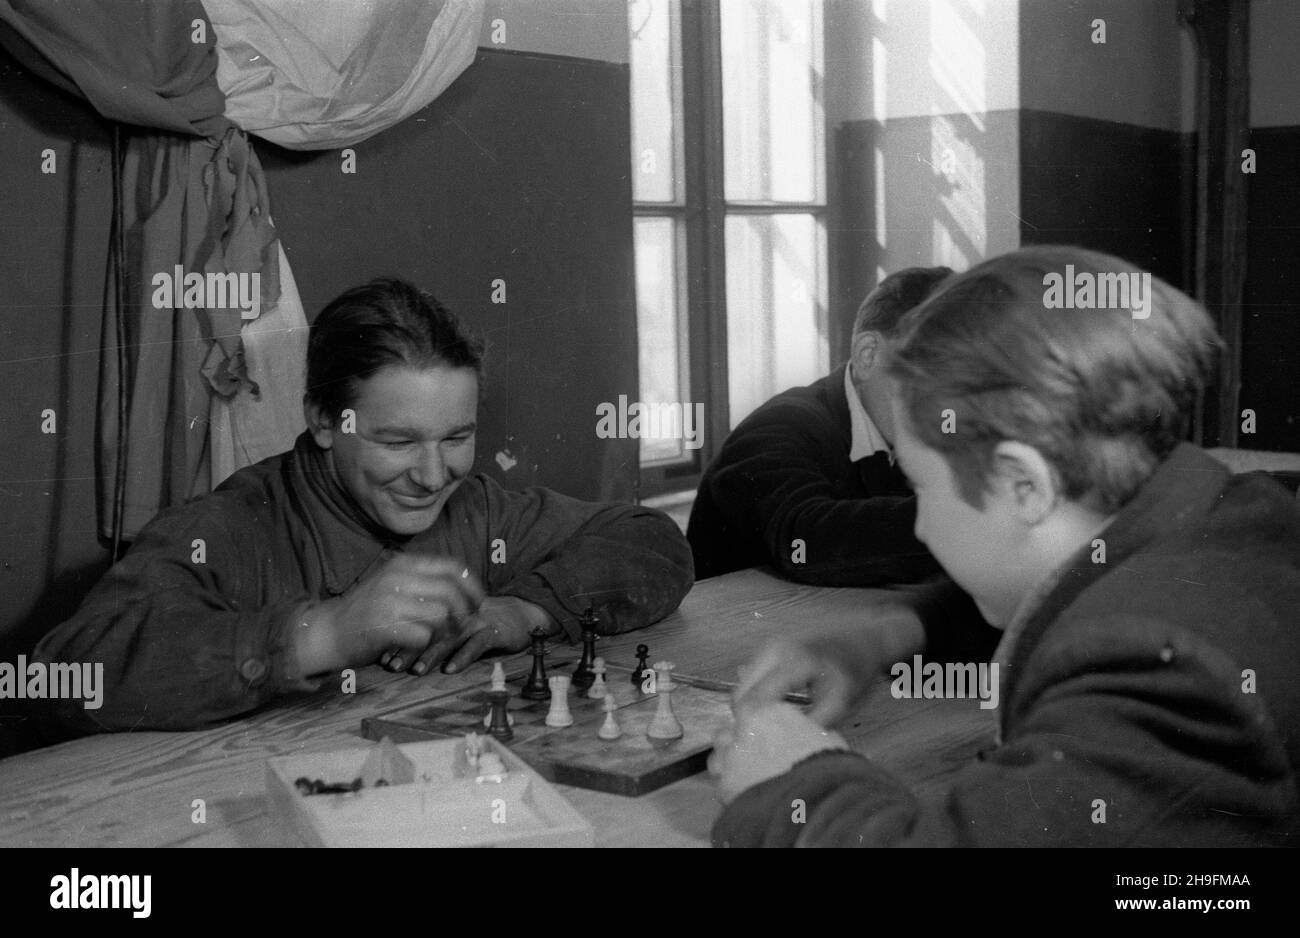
[32,433,693,737]
[688,366,940,586]
[713,445,1300,846]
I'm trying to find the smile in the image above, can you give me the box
[390,491,441,509]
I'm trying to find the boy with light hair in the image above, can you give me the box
[712,245,1300,847]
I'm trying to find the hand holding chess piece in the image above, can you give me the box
[708,703,849,804]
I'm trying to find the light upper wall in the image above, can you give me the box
[479,0,629,63]
[826,0,1020,124]
[1252,0,1300,128]
[1019,0,1191,132]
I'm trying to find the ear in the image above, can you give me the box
[850,330,883,373]
[303,397,337,450]
[990,441,1060,525]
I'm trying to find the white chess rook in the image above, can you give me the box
[545,675,575,728]
[646,661,683,740]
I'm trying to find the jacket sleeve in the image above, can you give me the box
[712,614,1296,847]
[700,402,939,587]
[30,503,317,738]
[479,480,694,641]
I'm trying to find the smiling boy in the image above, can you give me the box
[711,245,1300,847]
[32,278,693,736]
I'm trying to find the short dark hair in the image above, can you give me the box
[852,266,953,337]
[306,277,485,420]
[886,245,1220,513]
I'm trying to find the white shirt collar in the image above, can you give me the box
[844,363,893,464]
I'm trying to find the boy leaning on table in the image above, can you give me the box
[710,245,1300,847]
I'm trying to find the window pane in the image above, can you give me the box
[635,217,689,464]
[629,0,681,203]
[720,0,823,203]
[725,214,827,427]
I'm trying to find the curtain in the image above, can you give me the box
[205,0,483,150]
[0,0,284,541]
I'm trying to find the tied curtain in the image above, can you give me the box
[0,0,300,543]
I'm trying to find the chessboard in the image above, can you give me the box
[362,657,734,797]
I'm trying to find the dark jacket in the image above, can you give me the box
[713,445,1300,846]
[32,433,693,736]
[687,366,939,586]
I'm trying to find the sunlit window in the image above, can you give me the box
[630,0,827,486]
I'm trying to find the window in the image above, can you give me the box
[630,0,827,497]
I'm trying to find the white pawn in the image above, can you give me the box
[597,694,622,740]
[587,657,608,699]
[646,661,683,740]
[483,661,515,727]
[545,675,574,728]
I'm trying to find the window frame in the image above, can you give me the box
[634,0,829,501]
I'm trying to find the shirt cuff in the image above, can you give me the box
[270,601,327,693]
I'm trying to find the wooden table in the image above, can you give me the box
[0,569,995,848]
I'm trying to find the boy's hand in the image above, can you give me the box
[412,596,553,675]
[733,606,927,726]
[295,555,485,675]
[708,703,848,803]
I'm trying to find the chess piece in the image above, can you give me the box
[631,643,651,690]
[597,694,622,740]
[359,736,417,786]
[476,752,506,782]
[521,626,551,700]
[486,689,514,741]
[483,664,515,727]
[545,675,574,727]
[587,657,608,699]
[646,662,683,740]
[571,609,599,691]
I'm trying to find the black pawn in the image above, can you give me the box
[521,626,551,700]
[486,689,513,741]
[631,643,651,690]
[571,609,599,691]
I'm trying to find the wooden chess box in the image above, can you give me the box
[266,737,593,847]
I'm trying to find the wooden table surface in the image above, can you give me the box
[0,569,994,848]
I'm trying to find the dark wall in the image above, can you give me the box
[0,60,115,754]
[1017,109,1193,291]
[1241,125,1300,453]
[258,49,638,502]
[0,47,637,756]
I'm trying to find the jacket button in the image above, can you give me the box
[241,658,268,683]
